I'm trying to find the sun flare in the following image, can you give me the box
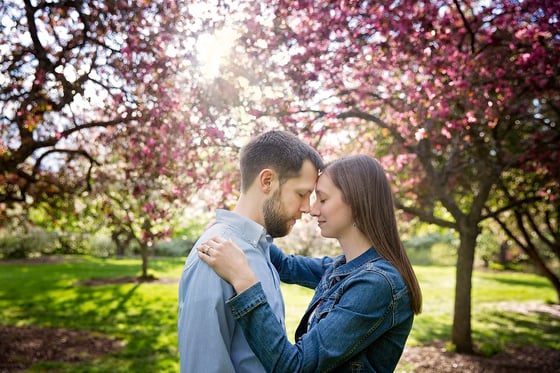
[196,28,238,79]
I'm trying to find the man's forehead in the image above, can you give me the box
[283,173,317,189]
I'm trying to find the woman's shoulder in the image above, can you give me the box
[357,259,406,289]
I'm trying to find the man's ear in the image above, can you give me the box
[258,169,276,194]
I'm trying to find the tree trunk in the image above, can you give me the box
[140,218,151,279]
[499,241,508,266]
[521,243,560,304]
[451,225,479,353]
[141,241,149,279]
[112,229,132,257]
[493,210,560,304]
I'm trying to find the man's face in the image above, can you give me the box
[263,160,318,238]
[263,188,291,238]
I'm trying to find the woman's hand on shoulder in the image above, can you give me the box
[198,237,258,293]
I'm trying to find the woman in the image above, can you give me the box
[199,155,422,372]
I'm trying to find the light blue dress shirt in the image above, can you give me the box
[178,209,285,372]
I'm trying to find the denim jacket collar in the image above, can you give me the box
[330,247,381,280]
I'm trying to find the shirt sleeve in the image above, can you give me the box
[226,274,397,373]
[178,257,237,373]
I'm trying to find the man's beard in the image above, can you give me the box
[263,189,292,238]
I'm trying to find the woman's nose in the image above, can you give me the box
[309,200,319,216]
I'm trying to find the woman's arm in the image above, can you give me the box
[225,276,399,373]
[198,237,407,372]
[270,243,332,289]
[199,238,331,290]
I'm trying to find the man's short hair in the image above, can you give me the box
[239,131,324,192]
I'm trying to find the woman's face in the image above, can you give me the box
[310,172,354,239]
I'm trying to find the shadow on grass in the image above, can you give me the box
[408,304,560,355]
[0,257,180,373]
[60,283,176,372]
[474,308,560,353]
[408,314,452,345]
[481,275,555,289]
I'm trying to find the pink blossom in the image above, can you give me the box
[519,53,531,64]
[415,128,426,141]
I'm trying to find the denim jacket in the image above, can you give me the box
[227,245,414,372]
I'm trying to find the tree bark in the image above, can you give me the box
[523,244,560,304]
[452,225,478,353]
[492,210,560,304]
[140,218,151,279]
[140,242,149,279]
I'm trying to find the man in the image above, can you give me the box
[178,130,323,372]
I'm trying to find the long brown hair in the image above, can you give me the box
[324,155,422,314]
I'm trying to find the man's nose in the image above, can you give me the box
[300,198,311,213]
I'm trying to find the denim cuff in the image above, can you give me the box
[226,282,267,319]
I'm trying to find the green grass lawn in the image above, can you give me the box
[0,256,558,372]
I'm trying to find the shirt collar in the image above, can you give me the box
[215,209,269,248]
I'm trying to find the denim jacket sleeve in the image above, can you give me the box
[270,244,332,289]
[227,269,403,373]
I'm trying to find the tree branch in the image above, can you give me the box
[395,198,457,229]
[453,0,476,53]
